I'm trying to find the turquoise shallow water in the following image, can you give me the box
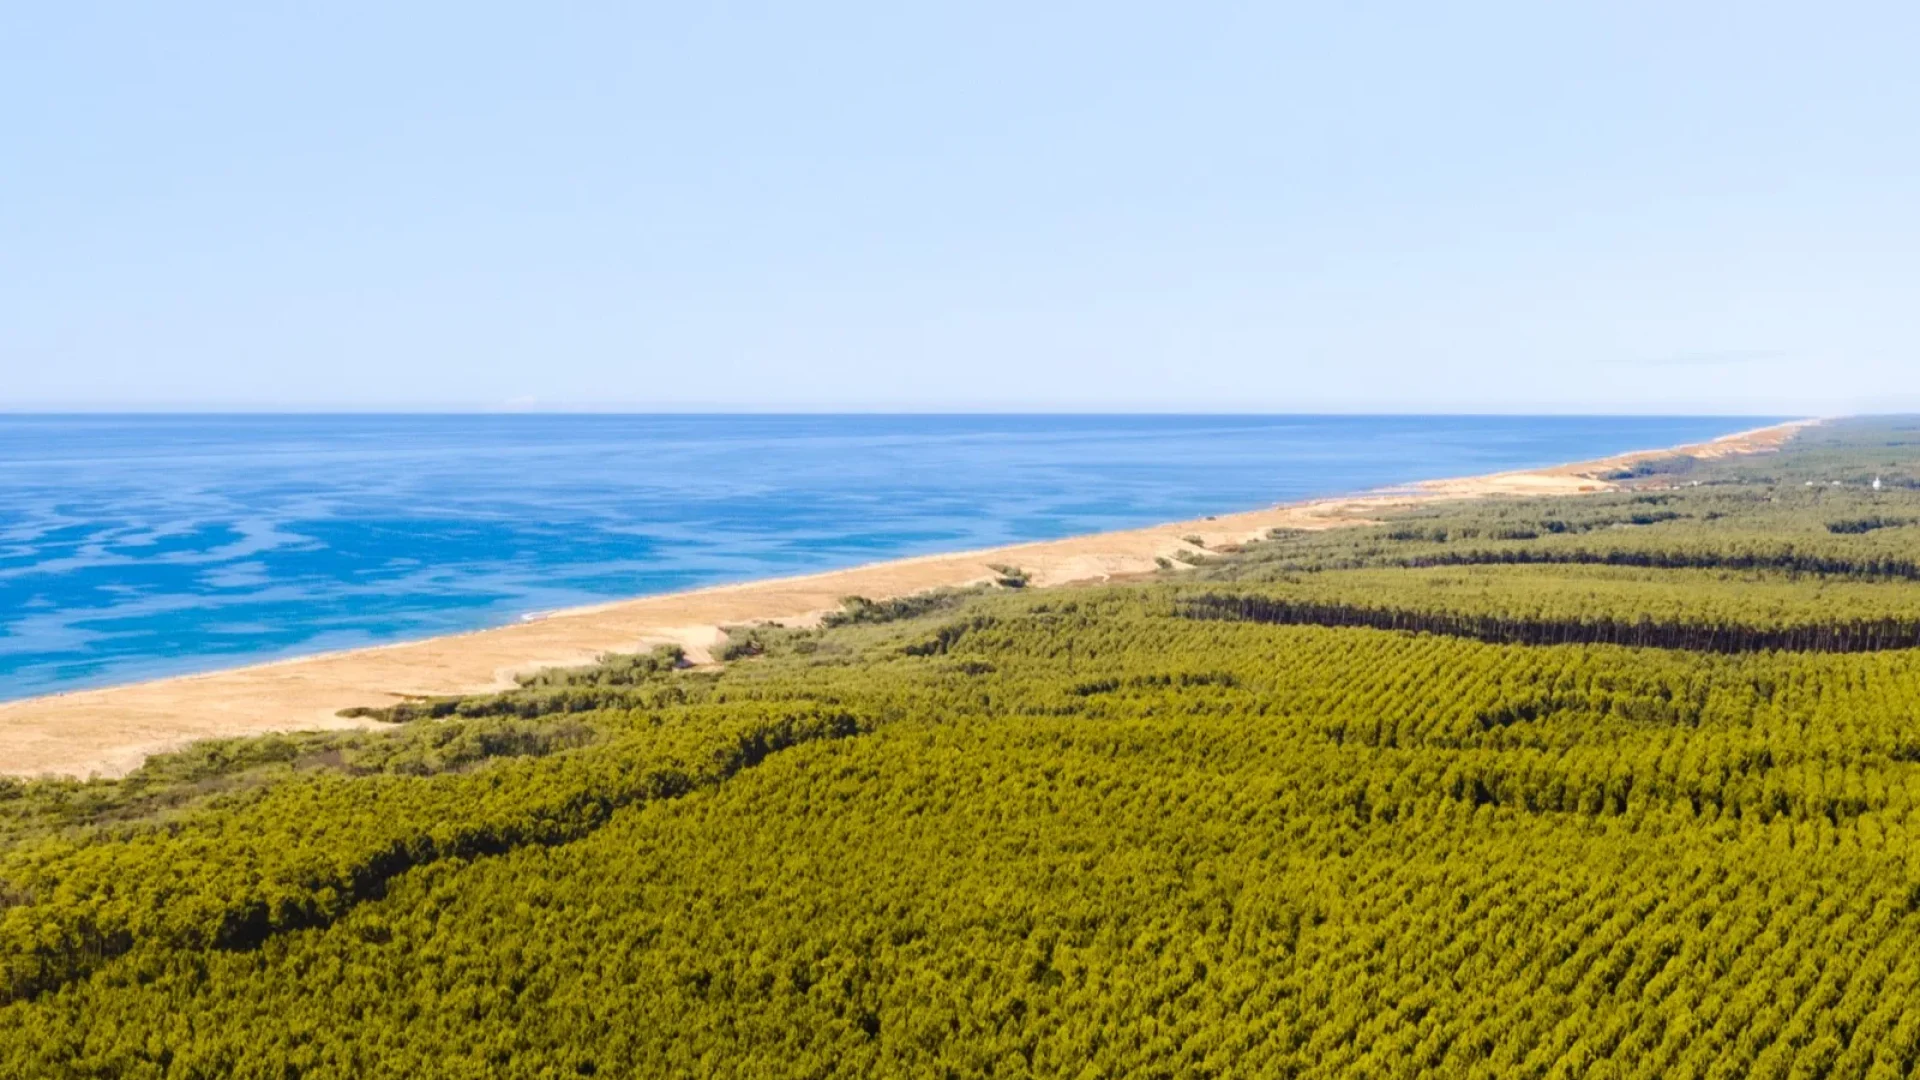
[0,414,1775,699]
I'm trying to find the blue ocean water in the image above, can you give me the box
[0,414,1776,700]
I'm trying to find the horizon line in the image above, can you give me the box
[0,407,1827,419]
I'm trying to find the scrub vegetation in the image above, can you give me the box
[7,418,1920,1078]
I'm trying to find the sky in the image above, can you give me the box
[3,3,1916,414]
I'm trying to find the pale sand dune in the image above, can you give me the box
[0,419,1814,779]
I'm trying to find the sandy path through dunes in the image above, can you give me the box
[0,419,1813,778]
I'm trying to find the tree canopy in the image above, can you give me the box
[8,418,1920,1077]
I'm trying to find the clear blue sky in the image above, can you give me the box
[4,3,1914,414]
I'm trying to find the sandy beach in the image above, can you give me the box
[0,419,1813,779]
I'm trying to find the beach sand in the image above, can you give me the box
[0,419,1814,779]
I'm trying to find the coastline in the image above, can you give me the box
[0,418,1815,779]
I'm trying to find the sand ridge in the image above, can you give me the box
[0,419,1815,779]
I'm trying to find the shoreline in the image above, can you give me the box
[0,418,1815,779]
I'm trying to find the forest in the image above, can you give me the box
[6,417,1920,1077]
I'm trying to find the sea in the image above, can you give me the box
[0,414,1777,700]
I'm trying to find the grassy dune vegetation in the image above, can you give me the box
[7,418,1920,1077]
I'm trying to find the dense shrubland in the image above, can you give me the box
[8,418,1920,1077]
